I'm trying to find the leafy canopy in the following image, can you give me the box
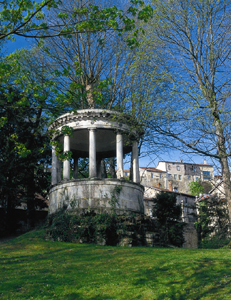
[189,181,205,197]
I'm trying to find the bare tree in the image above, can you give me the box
[39,0,135,110]
[135,0,231,217]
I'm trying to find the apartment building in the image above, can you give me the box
[140,159,214,194]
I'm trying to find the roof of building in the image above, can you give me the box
[158,161,213,166]
[139,167,166,172]
[198,194,226,203]
[143,185,196,198]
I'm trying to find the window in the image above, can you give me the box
[125,172,127,176]
[185,197,188,204]
[159,183,162,188]
[177,166,180,171]
[151,173,153,179]
[159,174,162,179]
[179,175,182,180]
[188,176,191,180]
[174,174,177,180]
[203,171,211,180]
[168,174,171,178]
[173,187,178,192]
[168,165,171,170]
[196,177,199,181]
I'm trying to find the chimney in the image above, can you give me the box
[204,159,207,164]
[169,181,173,191]
[180,159,183,163]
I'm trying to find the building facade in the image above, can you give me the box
[143,186,198,248]
[140,160,214,194]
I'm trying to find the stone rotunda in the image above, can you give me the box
[48,109,144,215]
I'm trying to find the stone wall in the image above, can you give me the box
[183,223,198,249]
[49,178,144,215]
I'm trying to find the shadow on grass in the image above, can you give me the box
[1,238,231,300]
[133,257,231,300]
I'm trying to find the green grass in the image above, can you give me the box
[1,230,231,299]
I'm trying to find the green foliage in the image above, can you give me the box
[195,195,230,248]
[0,86,51,232]
[199,236,230,249]
[189,181,205,197]
[46,209,159,247]
[0,49,61,232]
[47,210,122,246]
[152,192,185,247]
[0,0,57,40]
[0,0,152,46]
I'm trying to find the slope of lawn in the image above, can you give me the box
[0,230,231,300]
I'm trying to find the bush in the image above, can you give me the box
[46,210,124,245]
[195,195,230,248]
[152,192,185,247]
[199,236,230,249]
[45,209,158,246]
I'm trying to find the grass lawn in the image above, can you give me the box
[0,230,231,299]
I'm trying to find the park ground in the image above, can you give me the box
[0,230,231,300]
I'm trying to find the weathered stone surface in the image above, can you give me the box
[49,109,141,158]
[49,178,144,215]
[118,237,133,247]
[183,223,198,248]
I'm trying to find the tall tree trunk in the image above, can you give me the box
[210,95,231,220]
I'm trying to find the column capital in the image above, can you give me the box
[88,127,97,132]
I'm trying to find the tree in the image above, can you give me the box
[133,0,231,218]
[195,195,230,248]
[0,86,51,231]
[189,181,205,197]
[0,0,153,43]
[0,49,61,231]
[38,0,134,110]
[37,0,154,177]
[0,0,57,40]
[152,192,185,247]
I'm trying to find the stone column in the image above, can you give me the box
[132,140,140,183]
[57,158,62,183]
[51,145,58,185]
[116,132,124,178]
[89,129,97,178]
[73,156,78,179]
[63,134,70,180]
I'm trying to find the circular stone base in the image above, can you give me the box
[49,179,144,215]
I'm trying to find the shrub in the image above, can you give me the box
[152,192,185,247]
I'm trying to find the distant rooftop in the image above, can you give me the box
[143,185,196,198]
[158,161,213,166]
[139,167,166,172]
